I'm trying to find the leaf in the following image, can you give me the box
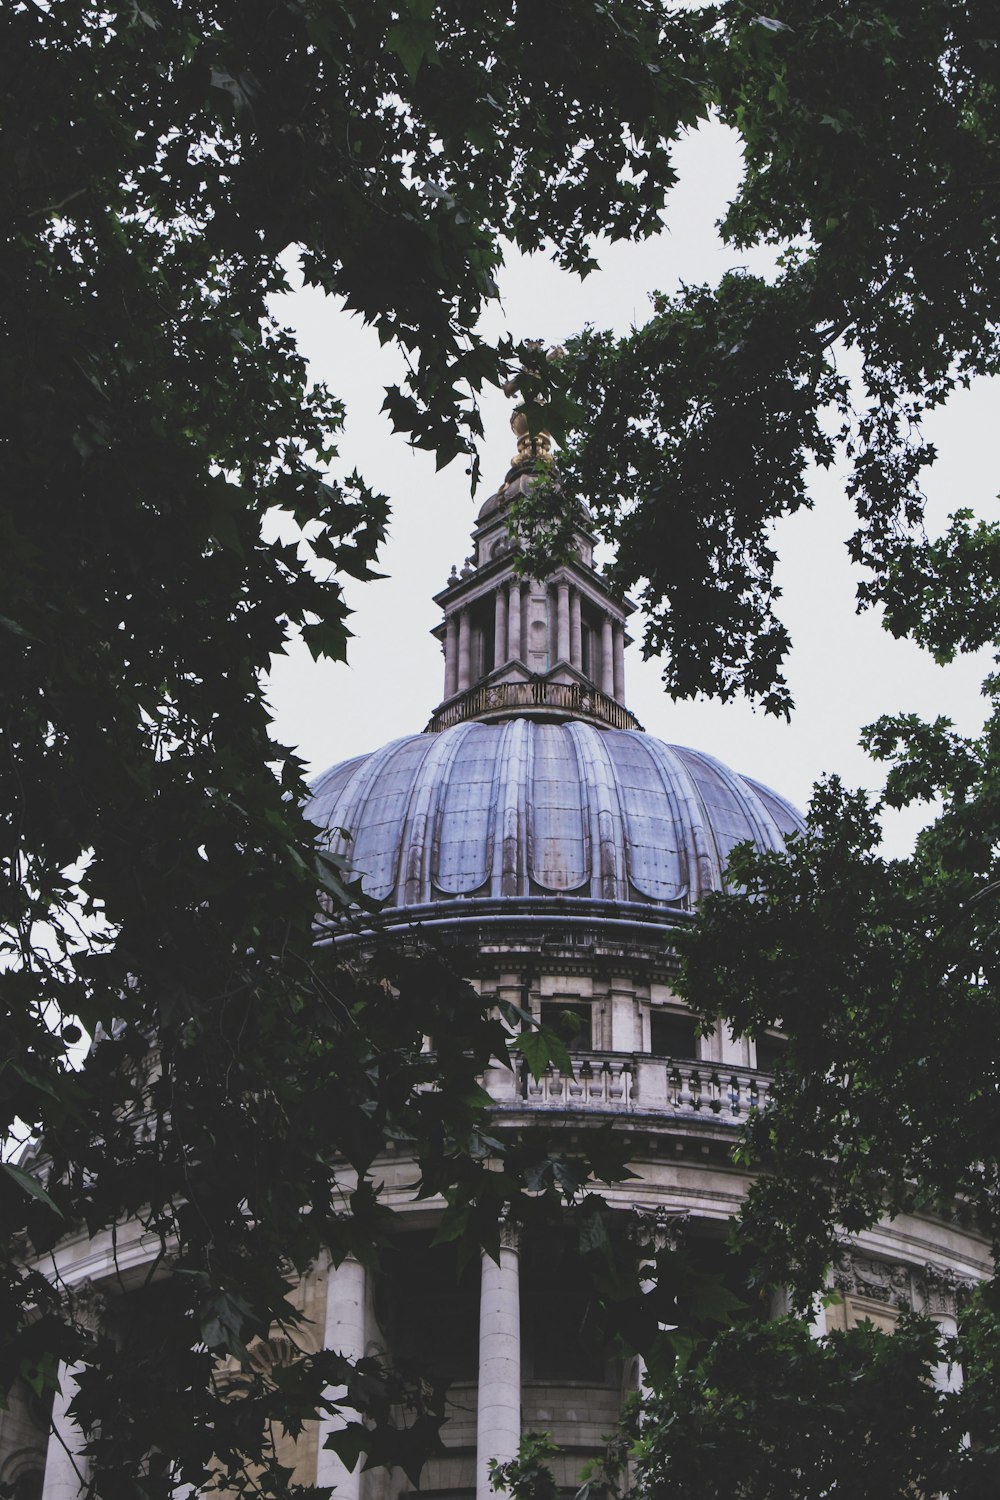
[1,1162,64,1218]
[512,1026,575,1081]
[323,1422,367,1473]
[385,18,436,81]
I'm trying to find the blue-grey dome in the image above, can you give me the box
[307,719,803,913]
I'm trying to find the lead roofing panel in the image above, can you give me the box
[528,724,589,891]
[608,732,691,902]
[340,736,435,901]
[675,748,785,879]
[744,776,806,839]
[306,754,369,831]
[568,723,628,902]
[433,722,503,894]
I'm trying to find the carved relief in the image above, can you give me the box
[916,1262,976,1319]
[833,1252,913,1311]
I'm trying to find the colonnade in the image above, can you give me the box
[37,1248,521,1500]
[318,1244,521,1500]
[35,1242,968,1500]
[443,579,626,700]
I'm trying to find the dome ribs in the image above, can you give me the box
[305,722,804,915]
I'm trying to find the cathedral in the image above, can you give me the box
[1,414,989,1500]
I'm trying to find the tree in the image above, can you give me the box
[513,0,1000,715]
[1,1,710,1494]
[6,1,1000,1497]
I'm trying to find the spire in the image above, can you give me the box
[426,357,642,734]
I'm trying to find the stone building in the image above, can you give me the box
[2,418,990,1500]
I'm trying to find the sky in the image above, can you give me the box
[265,122,997,858]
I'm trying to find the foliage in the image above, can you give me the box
[7,0,1000,1496]
[508,0,1000,714]
[676,692,1000,1299]
[625,1316,994,1499]
[1,0,714,1494]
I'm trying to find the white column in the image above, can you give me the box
[476,1236,521,1500]
[570,590,582,672]
[446,615,461,696]
[42,1364,88,1500]
[507,582,522,663]
[613,622,625,701]
[600,615,614,696]
[556,581,570,664]
[317,1255,367,1500]
[458,609,472,692]
[932,1311,962,1392]
[806,1292,828,1341]
[494,588,507,670]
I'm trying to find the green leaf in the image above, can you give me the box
[1,1162,63,1217]
[512,1026,575,1080]
[385,18,436,81]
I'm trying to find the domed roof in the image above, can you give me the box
[307,719,803,914]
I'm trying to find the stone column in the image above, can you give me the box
[445,615,459,698]
[42,1364,88,1500]
[43,1282,105,1500]
[458,609,472,692]
[613,622,626,701]
[556,580,570,664]
[476,1228,521,1500]
[600,615,614,696]
[316,1255,368,1500]
[922,1269,965,1392]
[494,588,507,671]
[570,590,582,672]
[931,1311,962,1392]
[507,582,522,663]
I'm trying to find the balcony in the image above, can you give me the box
[496,1050,771,1121]
[425,679,643,733]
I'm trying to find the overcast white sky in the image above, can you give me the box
[266,122,996,857]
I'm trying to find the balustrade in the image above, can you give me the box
[426,679,642,733]
[507,1051,770,1122]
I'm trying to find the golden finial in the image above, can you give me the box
[504,342,565,469]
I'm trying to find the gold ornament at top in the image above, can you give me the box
[504,342,565,468]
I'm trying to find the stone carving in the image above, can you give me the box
[917,1261,976,1318]
[498,1211,520,1254]
[833,1252,913,1310]
[68,1279,106,1338]
[630,1206,690,1256]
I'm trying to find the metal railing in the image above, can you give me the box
[425,680,643,733]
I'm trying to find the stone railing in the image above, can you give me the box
[506,1051,770,1122]
[425,680,643,733]
[519,1052,634,1108]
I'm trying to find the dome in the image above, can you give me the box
[306,718,803,914]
